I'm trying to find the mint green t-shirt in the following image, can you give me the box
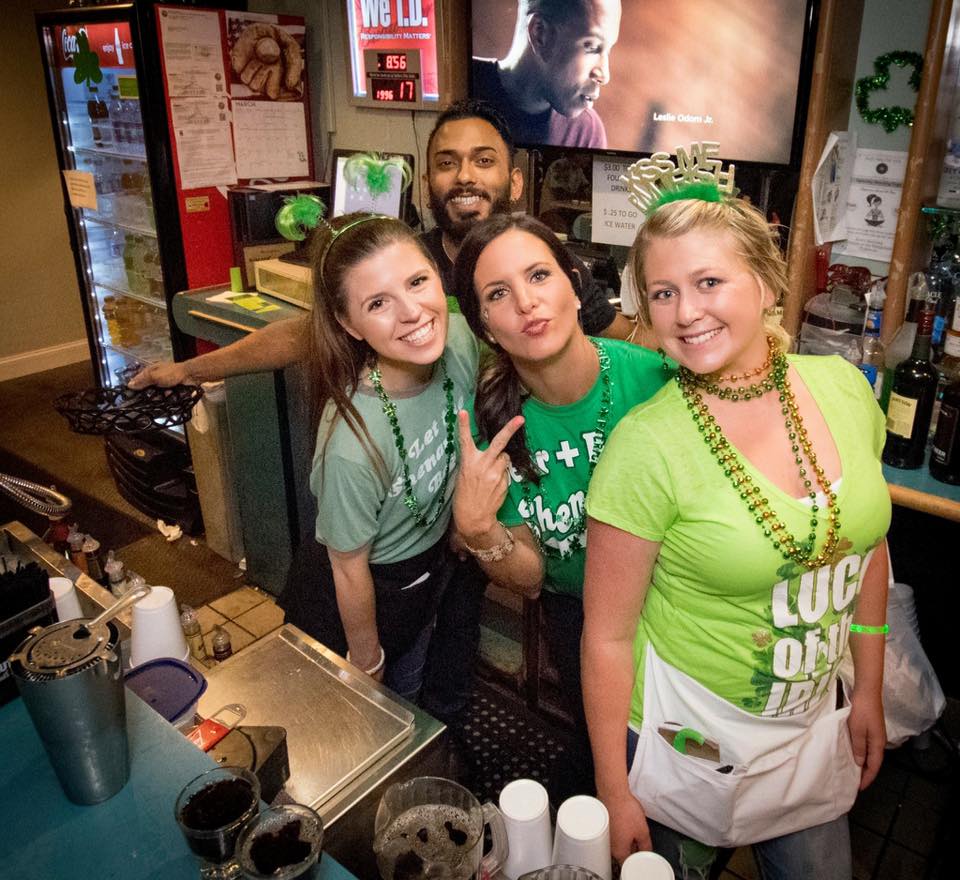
[498,339,667,596]
[586,355,891,724]
[311,314,479,563]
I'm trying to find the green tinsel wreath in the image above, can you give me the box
[855,51,923,133]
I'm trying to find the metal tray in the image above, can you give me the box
[198,625,415,809]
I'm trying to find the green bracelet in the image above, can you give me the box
[849,623,889,635]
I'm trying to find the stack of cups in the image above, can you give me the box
[49,576,84,621]
[129,585,190,667]
[500,779,553,879]
[619,852,674,880]
[552,796,612,880]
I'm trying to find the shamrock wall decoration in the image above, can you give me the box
[855,50,923,133]
[72,31,102,87]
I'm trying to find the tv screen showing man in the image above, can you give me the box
[471,0,810,165]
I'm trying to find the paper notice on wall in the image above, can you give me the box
[171,98,237,190]
[833,148,907,262]
[812,131,855,245]
[591,156,642,246]
[157,6,228,99]
[231,99,309,180]
[62,170,97,210]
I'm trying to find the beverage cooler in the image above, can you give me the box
[35,1,313,534]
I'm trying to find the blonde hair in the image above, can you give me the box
[629,198,792,352]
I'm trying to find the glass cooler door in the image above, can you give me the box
[42,19,173,387]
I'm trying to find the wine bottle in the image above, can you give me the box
[930,378,960,484]
[883,301,939,469]
[880,272,927,410]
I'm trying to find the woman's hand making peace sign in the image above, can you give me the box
[453,411,546,597]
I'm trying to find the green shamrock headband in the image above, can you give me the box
[343,152,413,198]
[621,141,738,219]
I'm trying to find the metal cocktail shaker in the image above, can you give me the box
[9,618,129,804]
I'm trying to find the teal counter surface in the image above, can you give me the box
[0,691,355,880]
[883,447,960,523]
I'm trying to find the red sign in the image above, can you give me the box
[347,0,438,98]
[54,22,134,70]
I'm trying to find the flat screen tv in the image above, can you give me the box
[469,0,817,167]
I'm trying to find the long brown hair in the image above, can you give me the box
[453,214,583,483]
[306,213,440,476]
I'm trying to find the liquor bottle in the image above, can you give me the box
[858,283,885,400]
[931,377,960,483]
[87,85,109,149]
[883,299,939,468]
[180,605,209,662]
[104,550,127,597]
[880,272,927,410]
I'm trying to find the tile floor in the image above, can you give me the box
[193,585,284,665]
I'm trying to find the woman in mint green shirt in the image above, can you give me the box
[450,214,666,799]
[583,192,890,878]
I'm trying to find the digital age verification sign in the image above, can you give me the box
[592,157,641,247]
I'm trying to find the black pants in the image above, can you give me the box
[278,536,453,660]
[540,589,596,802]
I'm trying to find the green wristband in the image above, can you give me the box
[849,623,889,635]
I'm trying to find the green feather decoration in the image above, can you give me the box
[275,194,326,242]
[646,181,725,216]
[343,152,413,198]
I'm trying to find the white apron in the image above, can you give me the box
[627,643,860,848]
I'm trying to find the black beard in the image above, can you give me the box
[428,185,513,244]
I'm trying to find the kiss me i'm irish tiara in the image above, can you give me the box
[620,141,738,217]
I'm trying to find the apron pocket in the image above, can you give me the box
[629,720,742,847]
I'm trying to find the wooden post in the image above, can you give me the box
[882,0,960,344]
[784,0,866,338]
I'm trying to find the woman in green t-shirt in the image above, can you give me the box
[279,213,480,703]
[450,214,666,798]
[583,192,890,877]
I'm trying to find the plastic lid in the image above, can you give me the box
[124,657,207,722]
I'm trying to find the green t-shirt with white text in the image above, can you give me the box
[312,314,479,563]
[499,339,667,595]
[586,354,892,724]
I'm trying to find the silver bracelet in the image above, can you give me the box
[463,522,515,562]
[346,645,386,675]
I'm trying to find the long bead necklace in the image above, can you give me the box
[368,357,457,529]
[519,339,611,560]
[678,349,842,569]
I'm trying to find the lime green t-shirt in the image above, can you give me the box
[586,355,891,724]
[498,339,667,596]
[311,314,479,563]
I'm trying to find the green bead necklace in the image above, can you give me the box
[368,357,457,529]
[678,347,842,570]
[519,339,612,560]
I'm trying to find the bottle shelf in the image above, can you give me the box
[94,281,165,311]
[71,145,147,162]
[83,214,157,240]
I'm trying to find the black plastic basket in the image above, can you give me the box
[54,384,204,435]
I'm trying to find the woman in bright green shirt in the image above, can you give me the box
[583,192,890,877]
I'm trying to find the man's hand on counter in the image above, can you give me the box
[128,360,194,389]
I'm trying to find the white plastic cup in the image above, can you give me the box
[552,796,612,880]
[620,851,674,880]
[50,576,84,621]
[500,779,553,880]
[129,585,189,668]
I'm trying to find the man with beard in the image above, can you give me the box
[472,0,621,149]
[129,100,631,390]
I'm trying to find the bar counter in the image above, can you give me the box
[0,689,356,880]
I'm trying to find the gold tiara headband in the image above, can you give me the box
[620,141,737,217]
